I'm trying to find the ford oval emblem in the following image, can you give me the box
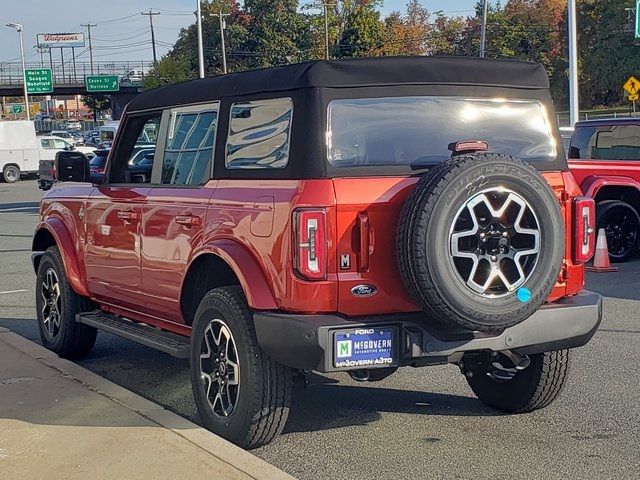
[351,284,378,298]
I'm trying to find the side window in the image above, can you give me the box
[40,139,52,149]
[52,139,69,149]
[161,103,219,185]
[109,115,161,184]
[225,98,293,169]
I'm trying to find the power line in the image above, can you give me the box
[92,30,151,42]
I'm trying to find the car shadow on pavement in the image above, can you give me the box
[1,319,495,435]
[281,373,495,435]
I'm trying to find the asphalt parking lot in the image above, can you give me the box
[1,180,639,479]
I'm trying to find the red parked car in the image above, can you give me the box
[32,57,601,449]
[568,118,640,261]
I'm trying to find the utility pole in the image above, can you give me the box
[216,12,230,74]
[319,2,336,60]
[567,0,579,126]
[141,10,160,67]
[81,22,97,74]
[37,46,45,68]
[480,0,488,58]
[196,1,204,78]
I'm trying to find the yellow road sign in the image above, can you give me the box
[630,94,639,102]
[624,76,640,94]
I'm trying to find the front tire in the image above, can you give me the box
[466,350,570,413]
[3,164,20,183]
[35,247,97,359]
[190,286,293,449]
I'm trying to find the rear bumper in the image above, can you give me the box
[253,291,602,372]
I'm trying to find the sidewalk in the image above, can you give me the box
[0,327,294,480]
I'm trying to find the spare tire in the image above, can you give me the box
[397,153,564,332]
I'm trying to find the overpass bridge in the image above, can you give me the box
[0,60,150,95]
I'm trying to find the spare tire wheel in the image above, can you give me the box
[397,153,564,332]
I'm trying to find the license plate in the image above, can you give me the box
[333,327,396,369]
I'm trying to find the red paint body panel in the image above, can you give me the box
[568,159,640,198]
[141,182,217,322]
[35,169,583,335]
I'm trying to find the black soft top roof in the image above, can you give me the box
[128,56,549,112]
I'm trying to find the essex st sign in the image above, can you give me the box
[25,68,53,94]
[85,75,120,93]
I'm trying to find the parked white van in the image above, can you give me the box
[0,121,94,183]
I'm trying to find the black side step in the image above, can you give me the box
[76,310,190,359]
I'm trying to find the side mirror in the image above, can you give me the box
[55,151,89,183]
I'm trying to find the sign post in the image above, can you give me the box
[636,1,640,38]
[85,75,119,93]
[623,76,640,114]
[25,68,53,94]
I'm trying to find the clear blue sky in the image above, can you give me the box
[0,1,479,63]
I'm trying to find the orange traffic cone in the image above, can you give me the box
[586,228,618,273]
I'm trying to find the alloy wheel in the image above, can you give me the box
[449,188,541,297]
[199,319,240,418]
[41,268,62,338]
[603,207,638,259]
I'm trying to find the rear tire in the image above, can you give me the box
[596,200,639,263]
[35,247,97,359]
[466,350,570,413]
[190,286,293,449]
[3,164,20,183]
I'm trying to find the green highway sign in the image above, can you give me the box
[636,1,640,38]
[85,75,119,93]
[10,105,24,113]
[25,68,53,94]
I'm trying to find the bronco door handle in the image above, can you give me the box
[117,211,139,222]
[175,215,201,227]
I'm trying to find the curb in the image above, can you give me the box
[0,329,295,480]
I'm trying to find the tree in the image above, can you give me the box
[243,0,311,67]
[338,1,385,57]
[142,55,194,89]
[81,94,110,113]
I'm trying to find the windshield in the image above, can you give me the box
[327,97,558,168]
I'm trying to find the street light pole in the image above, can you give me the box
[6,22,30,120]
[196,0,205,78]
[216,12,230,74]
[568,0,580,126]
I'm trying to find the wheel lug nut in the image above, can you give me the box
[479,233,485,239]
[490,255,498,262]
[502,231,508,238]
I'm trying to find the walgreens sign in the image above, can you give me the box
[37,33,85,48]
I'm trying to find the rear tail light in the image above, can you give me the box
[293,208,327,280]
[573,196,596,263]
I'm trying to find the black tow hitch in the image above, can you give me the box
[459,351,531,383]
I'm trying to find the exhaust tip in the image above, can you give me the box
[348,369,370,382]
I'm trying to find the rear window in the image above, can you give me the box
[569,124,640,160]
[327,97,558,168]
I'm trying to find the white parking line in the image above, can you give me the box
[0,289,28,295]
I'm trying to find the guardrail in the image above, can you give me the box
[33,119,102,133]
[0,61,154,86]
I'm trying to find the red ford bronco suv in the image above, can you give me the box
[33,57,602,449]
